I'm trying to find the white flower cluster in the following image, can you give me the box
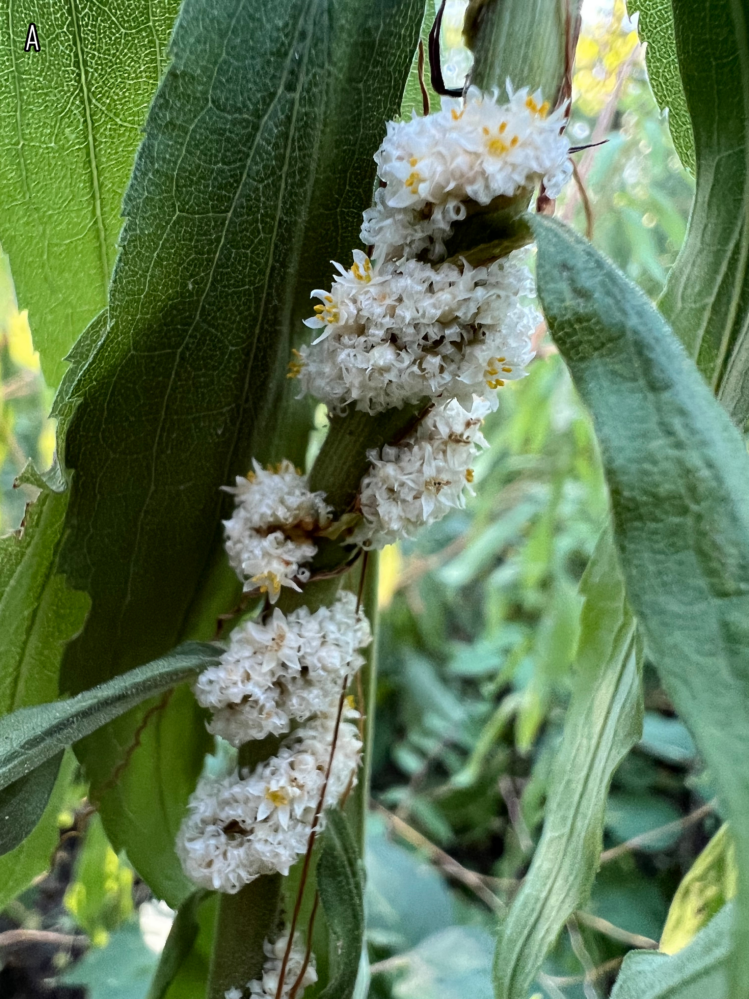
[177,702,362,892]
[223,933,317,999]
[299,251,538,415]
[249,933,317,998]
[194,591,371,746]
[363,85,571,262]
[354,396,490,548]
[224,459,331,602]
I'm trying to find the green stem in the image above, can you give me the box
[207,875,283,999]
[465,0,582,102]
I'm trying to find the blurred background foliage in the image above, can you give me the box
[0,1,717,998]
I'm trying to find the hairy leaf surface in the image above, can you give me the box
[56,0,424,906]
[318,811,365,999]
[627,0,694,172]
[0,642,220,793]
[0,751,75,912]
[493,533,641,998]
[533,214,749,997]
[658,0,749,425]
[0,0,180,385]
[611,901,733,998]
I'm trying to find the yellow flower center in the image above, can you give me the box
[287,348,304,380]
[525,96,550,117]
[351,257,372,283]
[265,788,289,807]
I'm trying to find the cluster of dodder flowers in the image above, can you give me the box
[178,84,570,998]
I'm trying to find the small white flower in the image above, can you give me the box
[225,989,244,999]
[196,591,371,747]
[223,460,331,602]
[248,933,318,998]
[297,252,538,415]
[354,396,491,548]
[177,705,363,892]
[363,84,571,262]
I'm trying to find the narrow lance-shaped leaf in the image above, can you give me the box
[658,0,749,425]
[0,0,181,385]
[0,642,221,794]
[317,811,366,999]
[610,901,733,999]
[627,0,695,172]
[0,751,76,913]
[493,532,642,999]
[532,213,749,998]
[55,0,426,904]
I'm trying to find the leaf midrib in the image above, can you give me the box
[67,0,111,298]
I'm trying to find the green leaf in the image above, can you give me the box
[0,642,220,798]
[0,472,89,847]
[61,920,160,999]
[610,901,733,999]
[660,824,737,955]
[147,890,210,999]
[366,813,455,952]
[658,0,749,425]
[393,926,495,999]
[0,473,89,718]
[0,749,75,912]
[532,213,749,998]
[627,0,695,172]
[55,0,425,904]
[0,750,62,855]
[317,811,365,999]
[493,532,642,999]
[400,0,437,119]
[0,0,181,385]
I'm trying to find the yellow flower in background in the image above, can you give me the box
[6,307,39,372]
[378,543,402,609]
[573,0,639,118]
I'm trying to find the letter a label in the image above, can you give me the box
[25,23,40,52]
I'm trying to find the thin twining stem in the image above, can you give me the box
[275,677,349,999]
[288,893,320,999]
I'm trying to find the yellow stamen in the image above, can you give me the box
[510,135,519,148]
[487,138,509,156]
[405,170,422,191]
[265,788,289,807]
[409,156,418,166]
[345,695,356,710]
[482,126,490,135]
[465,468,474,483]
[486,378,505,389]
[451,108,464,121]
[314,304,325,312]
[502,366,513,373]
[499,121,507,134]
